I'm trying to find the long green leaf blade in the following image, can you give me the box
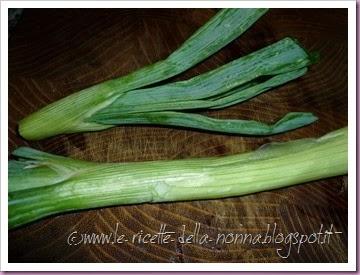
[209,67,308,109]
[91,68,308,116]
[91,111,318,136]
[98,38,311,112]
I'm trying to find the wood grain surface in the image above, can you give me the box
[8,8,348,263]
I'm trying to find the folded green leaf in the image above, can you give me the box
[209,68,308,109]
[9,127,347,229]
[101,38,311,111]
[91,111,317,136]
[18,8,268,140]
[95,67,307,114]
[91,38,311,120]
[89,38,315,135]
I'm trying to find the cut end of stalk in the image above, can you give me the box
[18,116,42,141]
[18,109,74,141]
[18,108,112,140]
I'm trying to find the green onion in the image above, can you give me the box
[9,127,347,229]
[18,8,269,140]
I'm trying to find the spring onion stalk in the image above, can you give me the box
[9,127,347,229]
[18,8,269,140]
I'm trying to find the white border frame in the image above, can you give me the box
[1,1,356,272]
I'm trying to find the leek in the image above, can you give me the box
[19,35,318,138]
[18,8,269,140]
[9,127,347,229]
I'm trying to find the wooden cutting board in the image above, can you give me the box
[8,8,348,263]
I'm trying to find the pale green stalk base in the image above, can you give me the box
[9,127,347,229]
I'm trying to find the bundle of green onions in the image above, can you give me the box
[9,127,348,229]
[18,8,318,140]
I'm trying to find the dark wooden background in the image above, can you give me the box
[8,9,348,263]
